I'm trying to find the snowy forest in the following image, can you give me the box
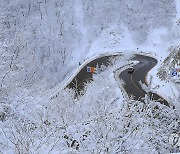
[0,0,180,153]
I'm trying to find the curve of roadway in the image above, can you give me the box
[67,54,170,107]
[67,55,119,94]
[119,54,169,107]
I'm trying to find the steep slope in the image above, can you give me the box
[0,1,180,153]
[157,47,180,81]
[0,0,176,91]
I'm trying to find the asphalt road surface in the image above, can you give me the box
[68,54,170,107]
[119,54,169,107]
[67,55,120,94]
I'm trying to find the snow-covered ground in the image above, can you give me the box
[85,22,180,110]
[0,0,180,153]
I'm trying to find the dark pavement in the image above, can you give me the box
[67,53,170,107]
[119,55,169,107]
[67,55,120,94]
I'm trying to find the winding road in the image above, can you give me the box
[68,54,169,107]
[67,55,119,94]
[119,55,169,107]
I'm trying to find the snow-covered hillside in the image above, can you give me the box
[0,0,180,153]
[0,0,178,89]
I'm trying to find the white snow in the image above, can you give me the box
[0,0,180,153]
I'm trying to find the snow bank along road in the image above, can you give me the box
[119,55,169,107]
[67,54,169,107]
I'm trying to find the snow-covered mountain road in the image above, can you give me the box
[119,55,170,107]
[67,54,170,107]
